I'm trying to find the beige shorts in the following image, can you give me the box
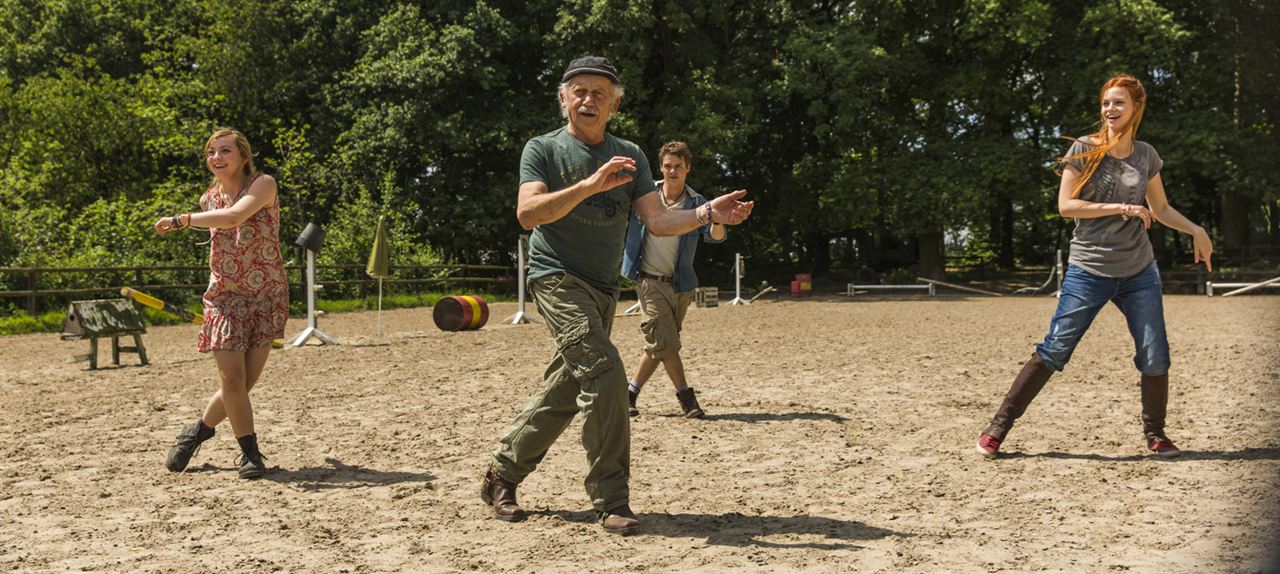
[637,278,696,359]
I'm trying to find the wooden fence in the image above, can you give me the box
[0,263,514,315]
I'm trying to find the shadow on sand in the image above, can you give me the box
[997,446,1280,462]
[179,457,438,489]
[529,509,908,549]
[652,412,847,424]
[186,457,434,489]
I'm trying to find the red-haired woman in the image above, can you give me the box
[976,75,1213,459]
[154,128,288,478]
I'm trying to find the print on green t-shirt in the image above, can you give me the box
[520,127,656,296]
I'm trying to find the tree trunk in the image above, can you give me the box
[989,198,1016,270]
[918,230,944,279]
[1149,225,1167,263]
[1219,190,1251,254]
[805,230,830,276]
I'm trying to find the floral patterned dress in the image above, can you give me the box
[197,173,289,352]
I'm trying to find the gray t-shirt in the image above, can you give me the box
[1063,138,1164,278]
[520,127,655,297]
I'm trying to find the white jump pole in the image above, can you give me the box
[292,248,339,346]
[1220,275,1280,298]
[504,235,538,324]
[729,253,747,305]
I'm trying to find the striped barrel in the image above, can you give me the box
[432,295,490,331]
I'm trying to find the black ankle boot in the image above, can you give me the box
[676,387,705,419]
[235,434,268,479]
[166,420,215,472]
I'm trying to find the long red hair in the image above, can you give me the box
[1061,75,1147,198]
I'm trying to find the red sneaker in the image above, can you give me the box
[1147,436,1181,457]
[976,433,1001,459]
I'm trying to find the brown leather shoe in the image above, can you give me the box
[599,504,640,535]
[480,469,527,522]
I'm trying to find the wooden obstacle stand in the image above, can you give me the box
[695,287,719,308]
[433,295,490,331]
[61,299,149,370]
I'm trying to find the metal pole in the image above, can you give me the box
[1055,249,1064,297]
[291,249,339,346]
[504,235,538,324]
[730,253,747,305]
[307,249,317,330]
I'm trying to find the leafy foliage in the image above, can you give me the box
[1,0,1277,314]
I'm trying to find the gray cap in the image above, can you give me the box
[562,56,619,84]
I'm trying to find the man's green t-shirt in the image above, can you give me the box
[520,127,655,297]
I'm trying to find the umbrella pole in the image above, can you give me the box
[377,278,383,336]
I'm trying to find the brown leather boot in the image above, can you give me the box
[599,504,640,535]
[982,352,1054,441]
[1141,373,1180,456]
[480,469,527,522]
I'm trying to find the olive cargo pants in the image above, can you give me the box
[490,274,630,512]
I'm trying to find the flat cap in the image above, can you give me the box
[562,56,620,84]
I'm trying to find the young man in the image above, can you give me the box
[481,56,753,535]
[621,141,727,418]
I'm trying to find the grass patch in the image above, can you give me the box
[0,310,66,336]
[0,291,508,337]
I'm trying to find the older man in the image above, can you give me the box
[480,56,753,535]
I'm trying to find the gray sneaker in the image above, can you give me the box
[166,422,214,472]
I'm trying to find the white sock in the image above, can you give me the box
[628,381,641,395]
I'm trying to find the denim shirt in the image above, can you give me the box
[621,183,725,293]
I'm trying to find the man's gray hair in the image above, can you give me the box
[557,82,626,118]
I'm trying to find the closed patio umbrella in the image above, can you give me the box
[366,216,391,335]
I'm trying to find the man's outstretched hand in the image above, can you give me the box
[708,189,754,225]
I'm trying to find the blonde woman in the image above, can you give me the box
[155,128,288,478]
[976,75,1213,459]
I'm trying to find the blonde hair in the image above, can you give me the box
[1061,74,1147,198]
[204,127,256,186]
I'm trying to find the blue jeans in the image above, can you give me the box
[1036,261,1170,376]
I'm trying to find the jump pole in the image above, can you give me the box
[916,277,1004,297]
[503,235,539,324]
[1220,275,1280,298]
[748,285,776,303]
[729,253,748,305]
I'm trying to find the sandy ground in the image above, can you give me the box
[1,293,1278,573]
